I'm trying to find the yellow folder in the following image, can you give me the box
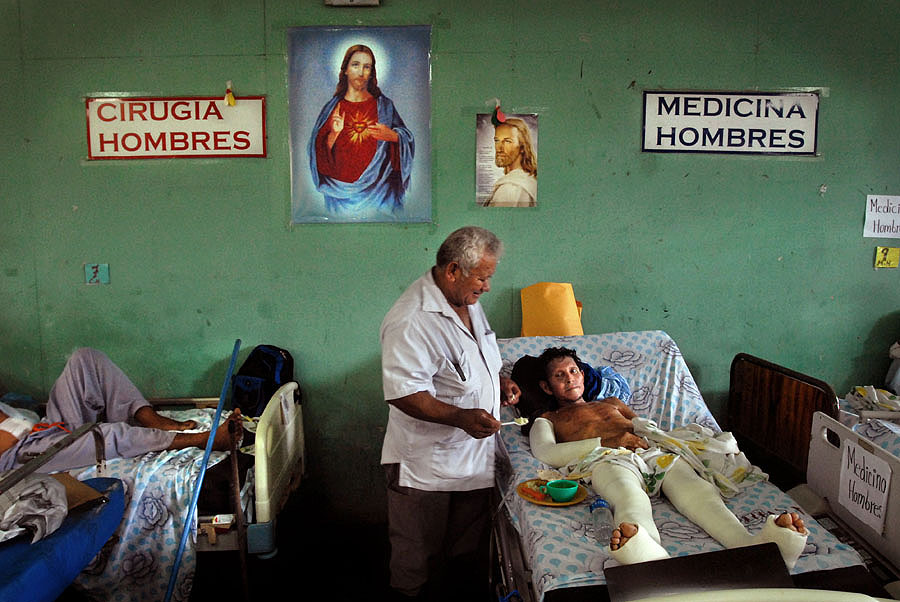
[520,282,584,336]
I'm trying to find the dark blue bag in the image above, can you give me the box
[231,345,297,417]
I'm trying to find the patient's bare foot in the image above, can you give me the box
[774,512,808,535]
[168,410,242,452]
[211,410,242,451]
[609,522,639,551]
[135,406,198,431]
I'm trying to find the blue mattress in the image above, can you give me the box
[0,477,125,602]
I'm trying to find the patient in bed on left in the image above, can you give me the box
[524,347,809,569]
[1,348,240,474]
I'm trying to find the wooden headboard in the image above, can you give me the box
[726,353,839,489]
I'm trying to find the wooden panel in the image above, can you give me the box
[727,353,839,487]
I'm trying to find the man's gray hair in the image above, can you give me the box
[436,226,503,274]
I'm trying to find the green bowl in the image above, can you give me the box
[542,479,579,502]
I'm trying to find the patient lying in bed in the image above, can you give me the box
[0,348,240,474]
[524,347,809,569]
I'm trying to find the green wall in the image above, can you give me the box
[2,0,898,524]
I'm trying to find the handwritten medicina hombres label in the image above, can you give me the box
[839,439,891,534]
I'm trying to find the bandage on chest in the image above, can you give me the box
[0,416,34,439]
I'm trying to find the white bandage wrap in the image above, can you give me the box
[0,416,33,440]
[0,401,39,441]
[529,417,602,469]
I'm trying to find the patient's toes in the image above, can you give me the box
[620,522,638,538]
[775,512,808,534]
[610,522,638,550]
[610,530,622,550]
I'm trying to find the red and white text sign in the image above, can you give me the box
[86,96,266,159]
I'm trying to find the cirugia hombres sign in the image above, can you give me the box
[86,96,266,160]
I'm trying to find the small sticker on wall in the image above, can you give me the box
[875,247,899,269]
[85,263,110,284]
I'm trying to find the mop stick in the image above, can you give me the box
[165,339,241,602]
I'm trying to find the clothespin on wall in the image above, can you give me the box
[224,80,236,106]
[490,97,506,125]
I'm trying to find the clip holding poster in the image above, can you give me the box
[224,81,236,106]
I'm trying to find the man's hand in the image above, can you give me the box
[602,432,649,451]
[325,106,345,150]
[329,105,345,134]
[500,376,521,406]
[388,392,500,440]
[456,408,501,439]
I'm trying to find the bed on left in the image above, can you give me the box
[0,357,304,602]
[0,422,126,602]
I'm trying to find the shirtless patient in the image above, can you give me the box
[528,347,808,568]
[1,348,241,474]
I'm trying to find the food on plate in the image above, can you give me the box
[519,479,550,502]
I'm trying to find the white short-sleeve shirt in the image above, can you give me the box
[380,269,502,491]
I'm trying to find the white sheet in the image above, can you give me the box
[71,408,228,602]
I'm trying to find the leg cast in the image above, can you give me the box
[661,459,754,549]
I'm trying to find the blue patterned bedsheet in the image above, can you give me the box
[71,408,231,602]
[496,331,863,601]
[838,398,900,458]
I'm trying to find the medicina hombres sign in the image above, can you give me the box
[642,91,819,155]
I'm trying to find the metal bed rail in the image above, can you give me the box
[490,489,537,602]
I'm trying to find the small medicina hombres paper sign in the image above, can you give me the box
[839,438,891,534]
[864,195,900,239]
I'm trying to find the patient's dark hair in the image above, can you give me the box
[538,347,581,380]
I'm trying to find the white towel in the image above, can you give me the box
[0,472,68,543]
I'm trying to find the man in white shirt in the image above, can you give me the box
[380,226,520,600]
[486,118,537,207]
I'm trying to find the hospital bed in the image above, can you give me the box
[802,413,900,589]
[57,381,305,601]
[0,422,127,602]
[0,476,125,602]
[490,331,875,602]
